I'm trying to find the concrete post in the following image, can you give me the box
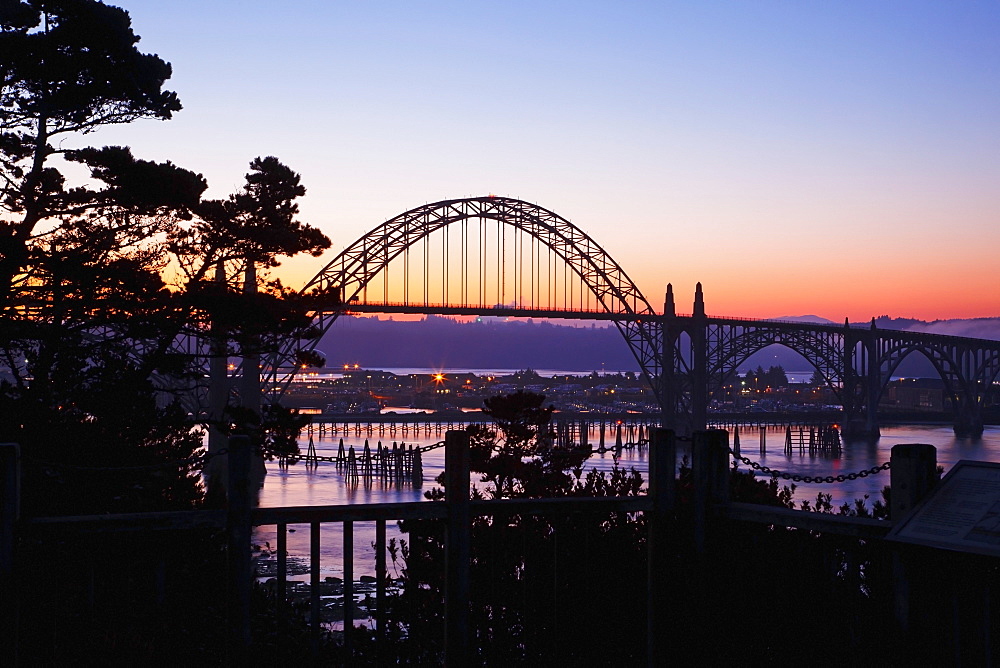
[890,443,938,634]
[692,429,730,553]
[444,430,471,667]
[647,429,675,667]
[226,435,253,661]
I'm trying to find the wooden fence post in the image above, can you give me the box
[1,443,19,581]
[889,443,937,634]
[226,435,253,663]
[692,429,730,553]
[1,443,20,663]
[647,429,675,667]
[444,430,471,667]
[890,444,937,521]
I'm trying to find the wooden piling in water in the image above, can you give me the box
[347,446,358,480]
[412,449,423,484]
[336,438,346,468]
[305,435,318,469]
[362,443,372,477]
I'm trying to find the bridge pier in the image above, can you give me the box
[840,320,881,441]
[953,409,984,438]
[862,321,882,439]
[842,417,881,441]
[660,284,679,433]
[690,283,708,432]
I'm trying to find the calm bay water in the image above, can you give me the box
[253,420,1000,579]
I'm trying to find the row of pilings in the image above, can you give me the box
[279,437,424,485]
[329,439,423,484]
[728,423,842,457]
[294,417,844,485]
[305,415,658,451]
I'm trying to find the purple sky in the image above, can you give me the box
[88,1,1000,320]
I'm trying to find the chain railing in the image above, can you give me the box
[20,436,892,486]
[730,449,890,484]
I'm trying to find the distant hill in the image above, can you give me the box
[774,315,837,325]
[318,316,640,372]
[775,315,1000,340]
[874,316,1000,341]
[315,314,1000,376]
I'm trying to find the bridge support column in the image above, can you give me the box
[841,322,880,440]
[205,262,231,501]
[863,326,881,439]
[953,400,984,438]
[691,284,708,432]
[660,285,678,431]
[843,414,881,440]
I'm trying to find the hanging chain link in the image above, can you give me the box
[731,449,890,484]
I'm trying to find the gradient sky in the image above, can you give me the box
[87,1,1000,321]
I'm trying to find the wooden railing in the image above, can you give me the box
[0,431,947,665]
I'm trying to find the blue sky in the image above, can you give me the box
[90,1,1000,320]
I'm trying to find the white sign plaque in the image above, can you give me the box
[888,460,1000,557]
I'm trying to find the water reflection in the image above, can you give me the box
[254,423,1000,576]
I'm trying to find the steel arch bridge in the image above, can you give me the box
[268,196,661,400]
[259,196,1000,438]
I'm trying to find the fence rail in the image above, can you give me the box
[2,432,980,666]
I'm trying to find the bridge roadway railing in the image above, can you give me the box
[323,298,1000,347]
[3,435,980,663]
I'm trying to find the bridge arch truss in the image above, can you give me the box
[872,333,1000,435]
[270,197,662,399]
[703,320,849,405]
[675,318,1000,437]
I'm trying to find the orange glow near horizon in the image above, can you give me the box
[277,256,998,323]
[276,229,999,323]
[629,258,1000,323]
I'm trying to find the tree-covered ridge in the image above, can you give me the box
[742,364,790,389]
[0,0,330,514]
